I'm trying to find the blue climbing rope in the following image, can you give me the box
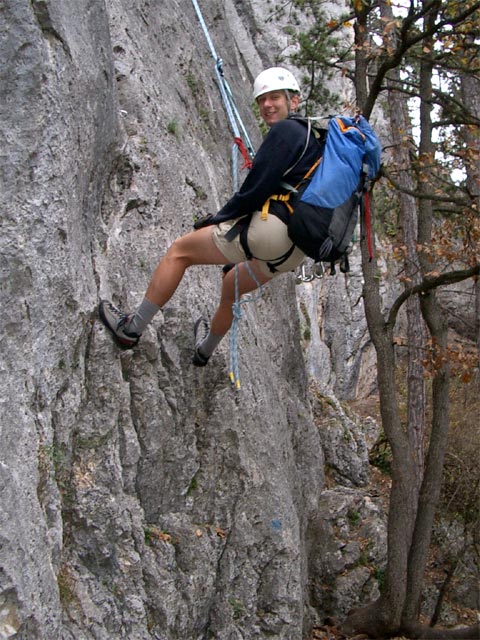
[191,1,262,389]
[190,0,255,189]
[228,263,264,390]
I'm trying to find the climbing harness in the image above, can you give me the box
[191,0,255,189]
[228,263,264,390]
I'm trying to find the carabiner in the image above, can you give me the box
[313,262,325,279]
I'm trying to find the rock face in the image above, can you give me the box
[1,1,338,638]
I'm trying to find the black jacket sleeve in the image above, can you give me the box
[210,118,309,224]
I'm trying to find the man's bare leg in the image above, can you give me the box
[99,227,229,346]
[210,260,272,336]
[193,260,271,365]
[144,226,229,307]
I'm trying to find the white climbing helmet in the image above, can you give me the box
[253,67,301,100]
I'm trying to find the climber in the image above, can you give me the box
[99,66,323,365]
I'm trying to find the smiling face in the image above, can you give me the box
[257,90,300,127]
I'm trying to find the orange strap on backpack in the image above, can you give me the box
[260,156,322,221]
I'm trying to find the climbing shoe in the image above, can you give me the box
[192,316,210,367]
[98,300,141,349]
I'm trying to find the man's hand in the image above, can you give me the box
[193,214,214,230]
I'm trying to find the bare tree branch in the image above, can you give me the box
[387,264,480,328]
[364,1,480,115]
[381,168,470,206]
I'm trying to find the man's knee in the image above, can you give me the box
[219,270,236,304]
[167,236,194,266]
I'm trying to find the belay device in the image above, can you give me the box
[287,114,381,272]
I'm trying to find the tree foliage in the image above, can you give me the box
[285,0,479,225]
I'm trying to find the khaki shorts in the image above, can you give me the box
[212,211,305,278]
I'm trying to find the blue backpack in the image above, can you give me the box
[287,115,381,272]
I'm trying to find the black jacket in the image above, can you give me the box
[211,115,324,226]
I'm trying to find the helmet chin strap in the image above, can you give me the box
[285,89,291,113]
[285,90,300,115]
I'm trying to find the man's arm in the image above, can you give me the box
[210,119,308,224]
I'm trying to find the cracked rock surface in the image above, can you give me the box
[1,0,393,638]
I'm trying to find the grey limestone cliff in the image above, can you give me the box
[1,1,328,638]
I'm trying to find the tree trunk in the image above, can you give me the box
[401,2,439,622]
[459,34,480,354]
[343,1,479,637]
[381,0,427,501]
[346,3,419,634]
[402,288,451,636]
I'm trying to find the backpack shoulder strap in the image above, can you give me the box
[260,116,326,221]
[261,154,322,220]
[282,115,326,176]
[282,117,313,177]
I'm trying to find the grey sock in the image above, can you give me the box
[198,331,224,358]
[126,298,161,335]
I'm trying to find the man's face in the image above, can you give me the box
[257,90,299,127]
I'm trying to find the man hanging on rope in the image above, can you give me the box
[99,67,323,366]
